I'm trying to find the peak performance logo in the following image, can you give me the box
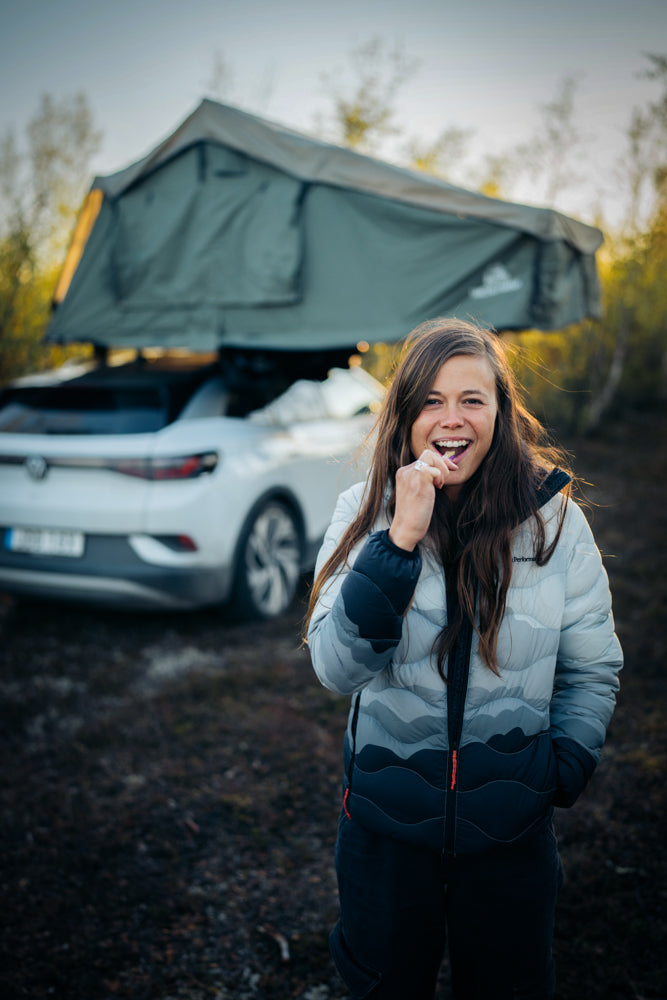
[25,455,48,480]
[470,264,523,300]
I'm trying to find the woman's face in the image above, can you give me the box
[409,354,499,499]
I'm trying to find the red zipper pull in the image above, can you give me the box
[343,787,352,819]
[450,749,458,790]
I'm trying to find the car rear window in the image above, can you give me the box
[0,385,168,434]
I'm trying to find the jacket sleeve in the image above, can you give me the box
[307,487,422,695]
[550,501,623,807]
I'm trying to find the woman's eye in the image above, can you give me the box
[463,398,483,406]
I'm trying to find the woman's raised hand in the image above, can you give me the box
[388,451,457,551]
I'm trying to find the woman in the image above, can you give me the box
[305,318,622,1000]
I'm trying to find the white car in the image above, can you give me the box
[0,352,384,619]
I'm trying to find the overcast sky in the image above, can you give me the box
[1,0,665,226]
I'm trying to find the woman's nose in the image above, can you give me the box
[439,406,463,426]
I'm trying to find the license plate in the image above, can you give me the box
[5,527,85,558]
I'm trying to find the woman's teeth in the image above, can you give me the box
[435,439,468,458]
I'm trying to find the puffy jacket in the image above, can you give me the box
[308,471,623,856]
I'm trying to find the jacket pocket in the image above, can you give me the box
[455,732,559,849]
[330,920,382,999]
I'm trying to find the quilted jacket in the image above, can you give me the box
[308,472,623,856]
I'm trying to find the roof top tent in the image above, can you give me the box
[47,98,603,361]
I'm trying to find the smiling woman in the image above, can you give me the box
[407,353,498,503]
[305,316,623,1000]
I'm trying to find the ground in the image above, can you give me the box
[0,411,665,1000]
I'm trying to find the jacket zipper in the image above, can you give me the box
[444,582,474,856]
[343,692,361,819]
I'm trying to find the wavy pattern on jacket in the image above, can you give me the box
[308,480,623,855]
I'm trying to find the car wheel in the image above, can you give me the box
[233,500,302,620]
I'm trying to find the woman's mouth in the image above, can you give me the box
[432,439,471,464]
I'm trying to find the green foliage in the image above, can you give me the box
[578,54,667,427]
[315,37,419,154]
[602,232,667,409]
[357,340,403,385]
[516,76,586,206]
[0,256,92,385]
[404,125,473,185]
[0,92,100,386]
[502,327,591,434]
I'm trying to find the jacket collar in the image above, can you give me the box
[536,467,571,507]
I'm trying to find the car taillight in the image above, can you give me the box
[150,453,218,480]
[106,452,219,480]
[153,534,199,552]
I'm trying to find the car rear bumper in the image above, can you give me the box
[0,531,233,610]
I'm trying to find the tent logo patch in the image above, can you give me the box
[25,455,48,481]
[470,264,523,299]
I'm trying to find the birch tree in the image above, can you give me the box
[314,37,419,154]
[0,92,101,384]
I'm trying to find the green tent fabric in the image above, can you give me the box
[47,99,604,352]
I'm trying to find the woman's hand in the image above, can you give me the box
[388,451,457,551]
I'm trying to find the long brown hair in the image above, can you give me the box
[305,317,571,676]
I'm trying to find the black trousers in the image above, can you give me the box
[331,813,564,1000]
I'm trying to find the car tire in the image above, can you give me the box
[232,500,302,620]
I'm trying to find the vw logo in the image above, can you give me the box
[25,455,48,481]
